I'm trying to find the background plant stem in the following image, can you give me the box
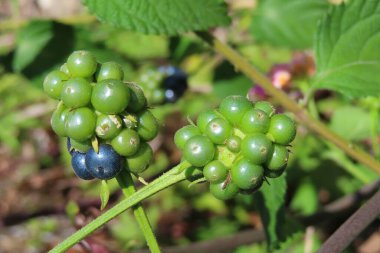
[49,161,192,253]
[116,169,161,253]
[317,189,380,253]
[197,32,380,176]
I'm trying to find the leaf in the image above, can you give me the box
[100,180,110,210]
[213,76,252,99]
[255,174,287,250]
[13,20,53,72]
[290,179,318,215]
[82,0,230,35]
[105,30,169,60]
[65,201,80,223]
[313,0,380,97]
[251,0,329,49]
[330,106,372,141]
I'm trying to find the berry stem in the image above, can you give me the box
[49,161,192,253]
[197,32,380,176]
[116,169,161,253]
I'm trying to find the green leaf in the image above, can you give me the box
[251,0,329,49]
[213,76,252,99]
[330,106,372,141]
[105,30,169,60]
[65,201,80,223]
[100,180,110,210]
[13,20,53,72]
[290,179,318,215]
[82,0,230,35]
[255,174,287,250]
[313,0,380,97]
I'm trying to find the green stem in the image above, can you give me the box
[116,170,161,253]
[197,32,380,176]
[49,161,192,253]
[370,108,380,158]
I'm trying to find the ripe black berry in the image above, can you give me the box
[71,151,94,180]
[85,144,124,180]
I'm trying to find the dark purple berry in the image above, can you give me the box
[85,144,124,180]
[71,151,94,180]
[159,66,188,103]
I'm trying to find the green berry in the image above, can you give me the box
[231,158,263,190]
[210,181,239,200]
[136,110,159,141]
[219,95,252,125]
[203,160,228,183]
[111,129,140,156]
[268,114,296,145]
[226,135,241,153]
[197,109,218,133]
[240,108,270,134]
[266,144,288,170]
[43,70,68,100]
[67,50,97,78]
[205,118,232,144]
[51,106,70,137]
[126,142,153,174]
[241,133,273,164]
[264,167,285,178]
[174,125,202,150]
[239,180,264,194]
[61,77,92,108]
[60,63,70,76]
[91,79,130,114]
[66,107,96,141]
[126,83,147,112]
[97,62,124,82]
[70,138,91,152]
[95,114,123,140]
[183,135,215,167]
[254,101,275,117]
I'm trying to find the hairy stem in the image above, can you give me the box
[49,161,192,253]
[116,170,161,253]
[197,32,380,175]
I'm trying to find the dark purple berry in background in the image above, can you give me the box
[159,66,188,103]
[71,151,94,180]
[248,85,267,102]
[85,144,124,180]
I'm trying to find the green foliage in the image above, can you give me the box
[100,180,110,210]
[214,76,252,99]
[65,201,80,223]
[105,30,169,60]
[13,20,53,72]
[313,0,380,97]
[290,179,318,215]
[251,0,329,49]
[255,174,287,249]
[82,0,230,35]
[330,106,373,141]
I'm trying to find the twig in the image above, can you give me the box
[318,189,380,253]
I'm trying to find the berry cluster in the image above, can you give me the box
[139,66,188,105]
[44,50,158,180]
[174,95,296,200]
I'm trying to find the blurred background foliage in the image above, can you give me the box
[0,0,379,252]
